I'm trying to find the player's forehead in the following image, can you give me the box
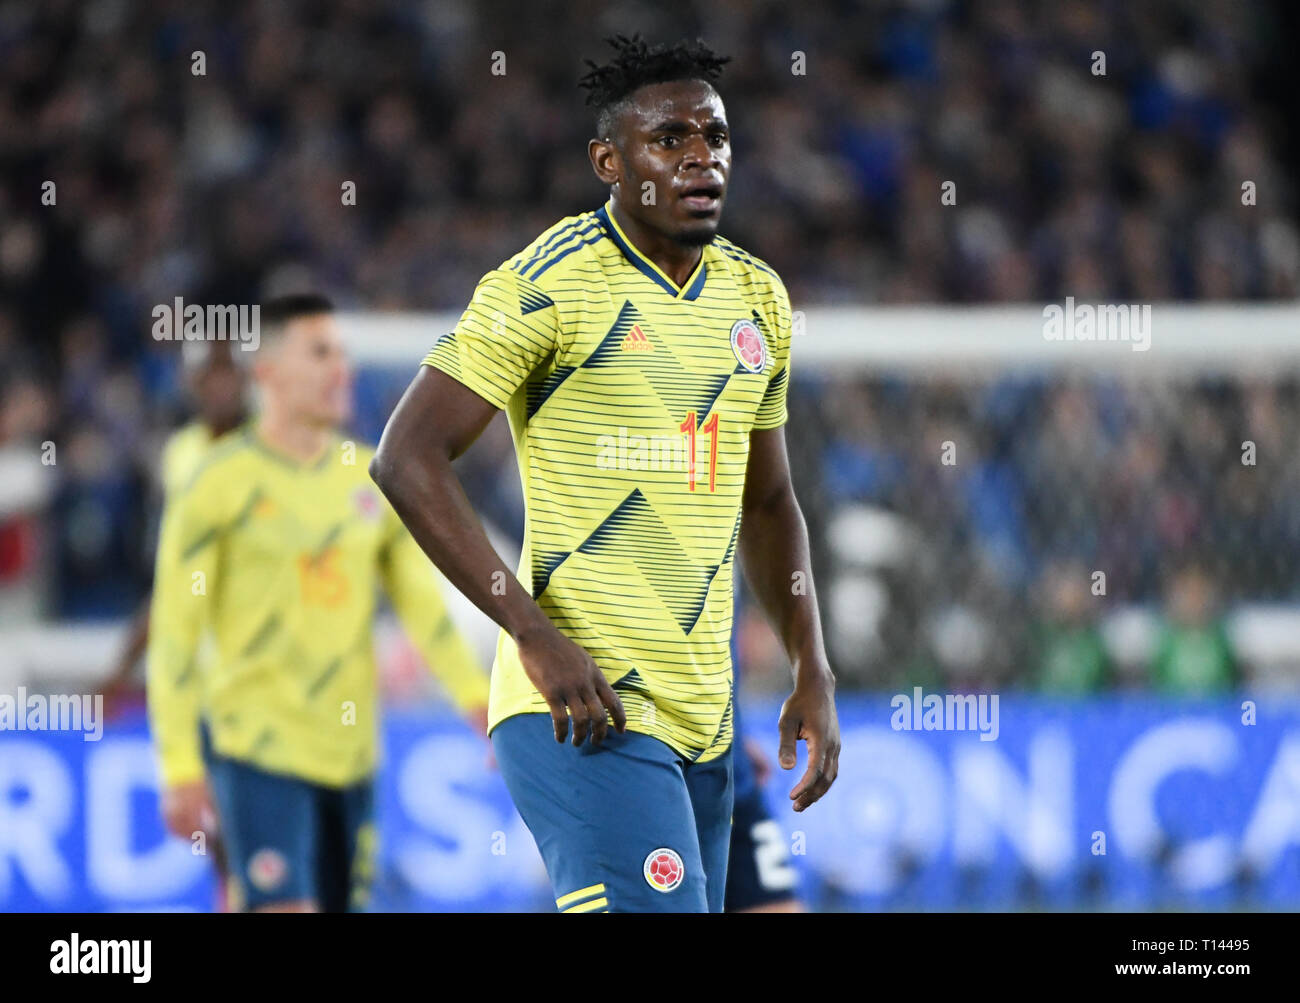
[184,340,237,373]
[286,312,337,336]
[279,311,343,352]
[620,80,727,134]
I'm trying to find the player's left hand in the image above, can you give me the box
[777,664,839,812]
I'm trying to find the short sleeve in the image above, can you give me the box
[421,268,560,410]
[752,276,792,431]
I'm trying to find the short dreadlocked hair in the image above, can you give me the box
[579,34,730,140]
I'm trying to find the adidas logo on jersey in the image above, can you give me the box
[621,325,654,352]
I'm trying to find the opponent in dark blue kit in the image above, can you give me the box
[725,625,803,911]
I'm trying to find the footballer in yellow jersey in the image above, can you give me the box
[373,36,839,912]
[147,295,488,912]
[104,341,249,711]
[419,200,790,762]
[160,420,225,495]
[105,341,249,912]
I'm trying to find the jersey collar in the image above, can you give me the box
[596,199,708,302]
[247,426,334,471]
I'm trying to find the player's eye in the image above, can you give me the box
[709,133,728,146]
[659,135,679,148]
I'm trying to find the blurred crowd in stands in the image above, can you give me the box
[768,372,1299,693]
[1,0,1296,692]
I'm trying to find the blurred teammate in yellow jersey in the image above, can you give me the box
[147,294,489,912]
[103,340,249,709]
[103,339,249,912]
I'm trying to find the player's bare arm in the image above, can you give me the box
[738,426,840,812]
[102,601,149,714]
[369,366,627,746]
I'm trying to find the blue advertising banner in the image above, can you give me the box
[1,697,1298,911]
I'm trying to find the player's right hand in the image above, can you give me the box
[162,780,217,841]
[515,624,627,746]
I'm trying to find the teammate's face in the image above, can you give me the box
[259,314,353,427]
[601,80,730,246]
[190,352,248,429]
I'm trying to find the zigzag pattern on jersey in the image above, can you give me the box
[712,235,780,280]
[429,330,457,358]
[530,487,734,634]
[518,286,554,315]
[611,666,653,696]
[525,359,577,420]
[761,366,788,410]
[526,300,757,423]
[509,213,601,280]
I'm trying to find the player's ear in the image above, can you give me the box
[249,341,281,387]
[588,137,620,187]
[249,356,271,388]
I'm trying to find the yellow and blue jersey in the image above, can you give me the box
[152,421,238,725]
[159,421,226,495]
[422,198,792,763]
[146,428,489,789]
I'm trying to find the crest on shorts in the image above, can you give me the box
[248,848,289,892]
[643,847,684,893]
[730,319,767,373]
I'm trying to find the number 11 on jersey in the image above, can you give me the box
[680,411,719,492]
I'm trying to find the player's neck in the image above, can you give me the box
[205,411,247,439]
[255,410,332,466]
[608,199,702,289]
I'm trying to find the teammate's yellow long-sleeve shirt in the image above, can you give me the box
[146,426,488,789]
[148,420,240,735]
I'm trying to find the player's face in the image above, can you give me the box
[611,80,730,246]
[190,352,248,429]
[263,314,353,427]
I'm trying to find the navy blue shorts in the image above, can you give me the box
[492,712,734,913]
[204,752,375,912]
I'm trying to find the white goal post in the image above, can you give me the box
[339,303,1300,374]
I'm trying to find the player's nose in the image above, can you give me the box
[680,136,723,172]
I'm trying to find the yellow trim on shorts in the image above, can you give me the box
[564,897,609,913]
[555,883,605,910]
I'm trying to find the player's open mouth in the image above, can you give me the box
[679,183,722,212]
